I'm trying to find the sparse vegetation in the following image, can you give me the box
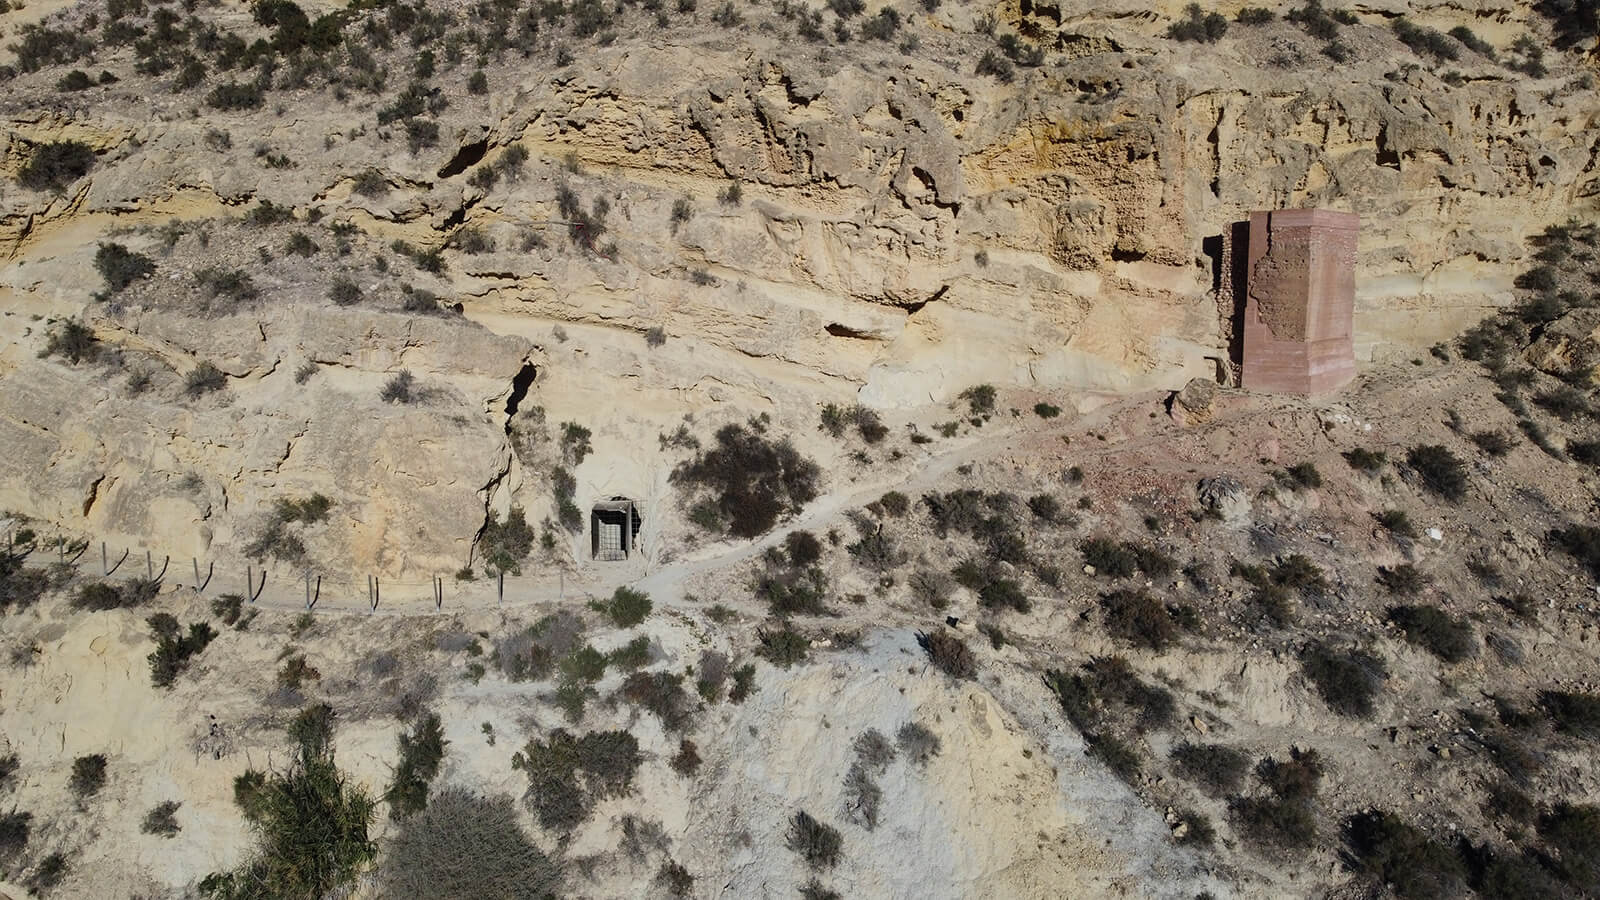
[377,788,561,899]
[512,728,640,832]
[381,370,416,404]
[918,629,976,679]
[17,140,95,191]
[146,613,218,688]
[1388,605,1476,662]
[1407,445,1469,500]
[142,800,182,837]
[600,586,652,628]
[1172,742,1250,797]
[201,704,375,900]
[1099,589,1181,651]
[70,753,107,798]
[788,810,843,870]
[1300,642,1386,717]
[672,421,820,538]
[41,319,98,365]
[95,243,156,296]
[386,712,447,819]
[1168,2,1228,42]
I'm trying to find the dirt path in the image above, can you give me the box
[19,399,1089,618]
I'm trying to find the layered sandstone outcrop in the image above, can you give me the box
[0,0,1595,576]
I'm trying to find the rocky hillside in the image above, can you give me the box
[0,0,1598,897]
[1,0,1596,579]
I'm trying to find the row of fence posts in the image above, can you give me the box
[7,529,534,613]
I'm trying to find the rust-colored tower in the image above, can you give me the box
[1238,209,1359,395]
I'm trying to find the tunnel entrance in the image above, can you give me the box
[590,498,642,561]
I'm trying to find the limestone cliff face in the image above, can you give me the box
[0,0,1595,575]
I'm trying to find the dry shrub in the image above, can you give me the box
[1099,589,1179,651]
[788,810,843,870]
[1171,742,1250,797]
[377,788,561,899]
[917,630,975,679]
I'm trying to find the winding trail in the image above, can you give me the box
[24,400,1089,618]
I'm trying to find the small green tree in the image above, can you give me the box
[200,704,376,899]
[479,507,534,575]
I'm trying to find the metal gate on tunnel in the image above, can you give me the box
[590,498,641,561]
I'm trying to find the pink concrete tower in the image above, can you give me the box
[1239,209,1359,395]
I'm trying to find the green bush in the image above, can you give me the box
[1540,803,1600,890]
[1237,6,1273,23]
[975,50,1015,82]
[1168,3,1228,42]
[754,560,829,617]
[195,268,259,303]
[799,879,841,900]
[1447,25,1495,56]
[897,722,941,766]
[17,140,95,191]
[26,851,69,893]
[326,277,361,307]
[9,23,94,73]
[1285,461,1322,489]
[671,423,820,538]
[561,645,607,683]
[1034,402,1061,418]
[41,319,98,364]
[1376,564,1430,596]
[386,713,447,820]
[1080,538,1174,579]
[1300,642,1386,717]
[146,614,218,688]
[1230,754,1320,852]
[95,243,156,295]
[669,739,702,776]
[1286,0,1353,39]
[959,384,996,415]
[0,810,29,859]
[207,80,264,110]
[1393,17,1460,61]
[601,586,652,627]
[788,810,843,870]
[200,704,376,900]
[757,626,809,667]
[1376,509,1418,537]
[1549,524,1600,580]
[377,788,561,899]
[479,506,534,576]
[71,578,158,611]
[1085,732,1142,783]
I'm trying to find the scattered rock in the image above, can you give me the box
[1196,476,1251,525]
[1167,378,1220,426]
